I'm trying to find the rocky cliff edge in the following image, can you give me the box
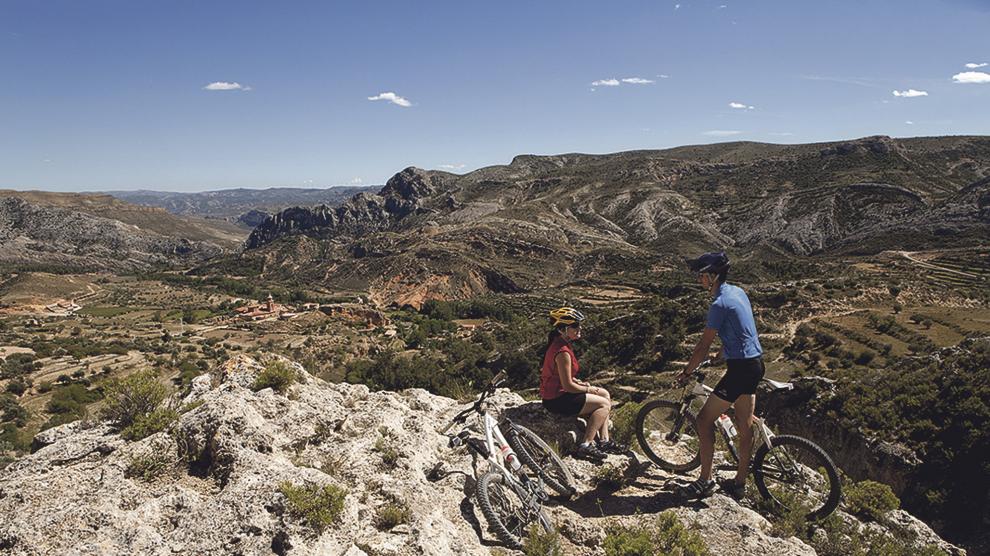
[0,355,963,555]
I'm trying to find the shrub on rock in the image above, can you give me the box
[523,524,563,556]
[375,500,411,530]
[101,369,172,439]
[251,360,298,394]
[845,480,900,521]
[603,512,709,556]
[279,481,346,532]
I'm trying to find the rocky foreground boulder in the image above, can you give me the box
[0,355,964,555]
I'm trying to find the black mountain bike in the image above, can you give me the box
[635,362,841,520]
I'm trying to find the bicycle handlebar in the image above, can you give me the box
[439,371,508,434]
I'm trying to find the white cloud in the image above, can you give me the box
[591,78,620,86]
[892,89,928,97]
[769,132,794,137]
[368,92,412,107]
[965,62,988,69]
[719,4,727,8]
[729,101,755,109]
[350,177,364,184]
[953,71,990,84]
[675,4,681,10]
[905,121,915,125]
[703,130,742,137]
[439,163,466,170]
[657,74,670,79]
[621,77,654,84]
[203,81,249,91]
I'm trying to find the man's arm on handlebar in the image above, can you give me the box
[677,327,718,383]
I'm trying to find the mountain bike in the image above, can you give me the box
[634,361,841,520]
[437,371,575,548]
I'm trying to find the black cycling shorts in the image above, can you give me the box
[712,357,765,402]
[542,392,587,417]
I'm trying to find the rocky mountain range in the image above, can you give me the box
[0,354,963,555]
[108,186,379,227]
[0,191,241,271]
[240,135,990,306]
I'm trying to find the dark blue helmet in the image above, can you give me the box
[687,251,730,274]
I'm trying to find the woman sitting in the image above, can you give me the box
[540,306,621,460]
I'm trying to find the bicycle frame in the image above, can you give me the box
[681,375,777,456]
[441,380,551,531]
[478,411,516,475]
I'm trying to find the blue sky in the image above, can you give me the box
[1,0,988,192]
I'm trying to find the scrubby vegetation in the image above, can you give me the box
[592,464,626,490]
[822,337,990,540]
[101,369,175,440]
[844,480,900,521]
[251,360,298,394]
[374,499,411,530]
[523,524,564,556]
[279,481,347,532]
[125,449,173,481]
[603,512,709,556]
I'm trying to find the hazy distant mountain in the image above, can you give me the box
[240,135,990,305]
[107,186,379,226]
[0,191,241,271]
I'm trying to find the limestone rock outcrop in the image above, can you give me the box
[0,355,964,555]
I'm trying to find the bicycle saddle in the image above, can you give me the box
[763,378,794,391]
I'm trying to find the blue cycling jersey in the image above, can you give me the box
[706,283,763,360]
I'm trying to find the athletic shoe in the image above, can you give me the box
[574,442,607,461]
[680,478,716,499]
[596,439,627,454]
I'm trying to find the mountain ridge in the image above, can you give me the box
[238,135,990,306]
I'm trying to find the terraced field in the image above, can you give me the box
[899,249,990,292]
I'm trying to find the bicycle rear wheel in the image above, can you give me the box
[476,471,550,549]
[753,434,841,521]
[635,399,701,472]
[507,424,576,498]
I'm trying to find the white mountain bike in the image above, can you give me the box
[635,360,842,520]
[436,371,575,548]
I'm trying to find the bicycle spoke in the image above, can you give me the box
[639,401,700,469]
[758,441,836,518]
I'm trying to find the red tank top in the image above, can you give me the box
[540,337,579,400]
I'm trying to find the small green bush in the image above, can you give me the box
[125,451,172,481]
[251,360,298,394]
[279,481,346,532]
[121,408,179,441]
[603,512,709,556]
[844,480,899,521]
[610,401,642,447]
[653,511,709,556]
[592,464,626,490]
[523,524,563,556]
[374,436,400,467]
[375,500,411,530]
[603,522,654,556]
[101,369,170,429]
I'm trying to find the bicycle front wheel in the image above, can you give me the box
[635,399,701,472]
[507,424,576,498]
[476,471,550,549]
[753,434,841,521]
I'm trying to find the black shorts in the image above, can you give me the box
[542,392,587,417]
[712,357,765,402]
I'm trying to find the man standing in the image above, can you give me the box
[676,251,764,499]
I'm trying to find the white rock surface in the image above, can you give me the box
[0,354,965,555]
